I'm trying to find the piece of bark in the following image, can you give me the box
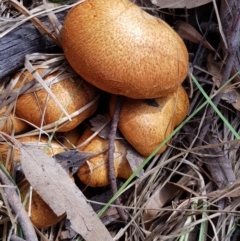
[0,10,67,83]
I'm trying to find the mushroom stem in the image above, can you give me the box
[108,95,127,221]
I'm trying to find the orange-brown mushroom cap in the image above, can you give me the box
[62,0,189,99]
[77,128,133,187]
[109,86,189,156]
[15,69,99,132]
[0,106,28,134]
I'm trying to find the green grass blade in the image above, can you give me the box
[191,74,240,139]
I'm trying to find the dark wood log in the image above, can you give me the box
[0,11,67,84]
[0,0,156,85]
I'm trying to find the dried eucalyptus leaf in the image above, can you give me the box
[20,144,113,241]
[90,114,111,139]
[90,114,123,139]
[126,145,145,177]
[151,0,212,9]
[206,54,222,87]
[222,86,240,110]
[143,183,181,223]
[54,150,97,174]
[90,114,110,131]
[175,20,216,51]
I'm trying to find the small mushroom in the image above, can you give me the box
[109,86,189,156]
[62,0,188,99]
[77,128,133,187]
[0,106,28,134]
[19,179,65,229]
[15,69,99,132]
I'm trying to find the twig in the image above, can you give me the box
[0,168,38,241]
[108,95,127,221]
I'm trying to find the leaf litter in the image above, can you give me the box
[20,144,113,241]
[1,0,240,240]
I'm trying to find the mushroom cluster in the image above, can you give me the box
[1,0,190,228]
[61,0,190,157]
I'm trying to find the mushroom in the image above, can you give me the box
[61,0,189,99]
[77,128,133,187]
[60,125,83,149]
[19,179,65,229]
[0,106,28,134]
[0,135,65,172]
[109,86,189,156]
[15,69,99,132]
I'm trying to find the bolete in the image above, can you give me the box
[77,128,133,187]
[19,179,65,229]
[15,69,99,132]
[0,106,28,134]
[62,0,188,99]
[109,86,189,156]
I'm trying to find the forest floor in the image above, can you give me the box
[0,0,240,240]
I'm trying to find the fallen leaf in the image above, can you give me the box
[203,134,236,188]
[90,114,111,139]
[126,145,145,177]
[20,144,113,241]
[151,0,212,9]
[175,20,216,52]
[207,54,240,111]
[222,85,240,110]
[54,150,99,175]
[143,183,180,226]
[90,114,122,139]
[206,54,222,87]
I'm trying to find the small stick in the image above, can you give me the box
[108,95,127,221]
[0,168,38,241]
